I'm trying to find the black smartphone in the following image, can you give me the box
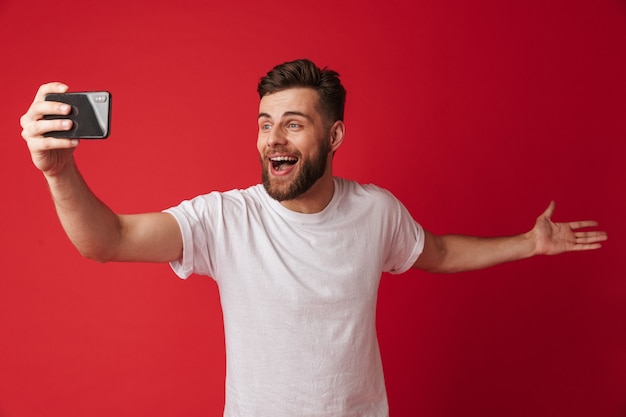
[44,91,111,139]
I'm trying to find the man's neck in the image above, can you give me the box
[279,175,335,214]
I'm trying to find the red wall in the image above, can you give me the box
[1,0,624,416]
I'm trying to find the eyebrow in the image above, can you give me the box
[257,111,313,121]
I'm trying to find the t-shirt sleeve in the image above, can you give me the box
[381,194,425,274]
[163,194,217,279]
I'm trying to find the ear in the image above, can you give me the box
[329,120,345,152]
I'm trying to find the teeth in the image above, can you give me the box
[270,156,297,162]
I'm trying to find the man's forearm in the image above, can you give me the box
[44,161,122,262]
[429,233,536,274]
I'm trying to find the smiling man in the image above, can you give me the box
[20,59,607,417]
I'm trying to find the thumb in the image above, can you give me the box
[541,200,556,220]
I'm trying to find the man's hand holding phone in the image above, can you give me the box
[20,82,111,177]
[21,82,80,177]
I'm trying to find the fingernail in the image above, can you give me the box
[61,120,72,128]
[60,104,70,113]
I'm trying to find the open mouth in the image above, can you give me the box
[269,156,298,172]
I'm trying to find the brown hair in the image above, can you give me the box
[257,59,346,123]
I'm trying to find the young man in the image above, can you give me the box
[20,59,607,416]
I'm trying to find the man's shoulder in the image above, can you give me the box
[332,178,403,217]
[211,184,268,209]
[167,184,267,213]
[335,177,395,200]
[222,183,265,198]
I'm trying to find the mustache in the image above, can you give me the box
[262,147,302,158]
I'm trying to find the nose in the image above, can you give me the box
[267,126,287,147]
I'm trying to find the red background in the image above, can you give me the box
[1,0,625,416]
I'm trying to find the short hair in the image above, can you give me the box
[257,59,347,123]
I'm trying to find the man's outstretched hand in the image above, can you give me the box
[530,201,607,256]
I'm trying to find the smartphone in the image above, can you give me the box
[44,91,111,139]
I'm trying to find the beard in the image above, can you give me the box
[261,140,330,202]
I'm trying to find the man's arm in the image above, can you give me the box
[412,201,607,273]
[21,82,182,263]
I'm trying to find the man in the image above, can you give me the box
[20,59,607,416]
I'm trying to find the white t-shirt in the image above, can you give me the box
[165,177,425,417]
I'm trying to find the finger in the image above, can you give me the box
[568,220,599,230]
[21,100,71,128]
[571,243,603,251]
[27,136,79,151]
[23,82,70,126]
[574,231,607,238]
[22,117,73,140]
[33,82,69,104]
[574,231,608,243]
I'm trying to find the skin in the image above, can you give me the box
[20,82,607,271]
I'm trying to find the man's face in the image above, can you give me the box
[257,88,332,202]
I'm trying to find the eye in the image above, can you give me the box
[260,123,272,131]
[287,122,302,129]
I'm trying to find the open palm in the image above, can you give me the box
[532,201,607,255]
